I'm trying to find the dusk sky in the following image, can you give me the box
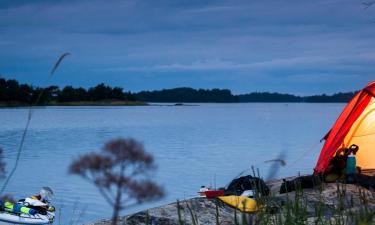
[1,0,375,95]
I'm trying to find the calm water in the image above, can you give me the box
[0,103,344,223]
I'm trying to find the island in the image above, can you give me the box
[0,78,357,106]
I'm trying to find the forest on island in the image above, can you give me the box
[0,78,357,105]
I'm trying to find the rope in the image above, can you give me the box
[284,141,322,171]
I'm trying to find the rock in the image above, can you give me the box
[87,197,255,225]
[86,177,375,225]
[276,183,375,216]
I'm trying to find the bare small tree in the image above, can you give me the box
[69,138,164,225]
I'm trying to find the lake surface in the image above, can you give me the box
[0,103,344,223]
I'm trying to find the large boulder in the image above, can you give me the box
[86,197,253,225]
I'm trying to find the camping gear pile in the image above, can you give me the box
[199,175,270,213]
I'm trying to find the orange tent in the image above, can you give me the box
[315,81,375,174]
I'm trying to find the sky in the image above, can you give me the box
[0,0,375,95]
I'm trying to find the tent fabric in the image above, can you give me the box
[344,98,375,168]
[314,81,375,174]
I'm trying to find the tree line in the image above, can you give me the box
[137,88,356,103]
[135,87,238,103]
[0,78,136,104]
[238,92,357,103]
[0,77,357,104]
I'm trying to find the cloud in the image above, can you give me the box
[103,52,375,73]
[0,0,375,94]
[104,58,322,72]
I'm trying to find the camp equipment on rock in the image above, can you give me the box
[204,190,224,199]
[198,186,209,196]
[324,173,342,183]
[218,196,257,212]
[279,175,322,194]
[346,153,356,174]
[346,153,357,183]
[224,175,269,196]
[241,190,254,197]
[315,81,375,173]
[326,149,347,174]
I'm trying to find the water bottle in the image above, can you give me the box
[346,152,356,183]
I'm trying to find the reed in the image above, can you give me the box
[0,53,70,194]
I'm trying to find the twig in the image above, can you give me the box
[68,200,79,225]
[73,204,87,225]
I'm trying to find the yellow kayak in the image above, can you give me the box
[218,195,257,212]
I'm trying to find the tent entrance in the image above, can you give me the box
[343,99,375,169]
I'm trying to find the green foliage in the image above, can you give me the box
[58,86,87,102]
[176,200,185,225]
[238,92,357,103]
[186,202,198,225]
[304,92,357,103]
[238,92,301,102]
[0,78,134,105]
[145,211,151,225]
[0,78,358,104]
[215,203,220,225]
[136,87,238,103]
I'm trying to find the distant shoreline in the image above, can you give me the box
[0,101,348,108]
[0,101,148,107]
[0,78,356,106]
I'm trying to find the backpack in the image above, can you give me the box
[224,175,270,196]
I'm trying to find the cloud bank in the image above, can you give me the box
[0,0,375,94]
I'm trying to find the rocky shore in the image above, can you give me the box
[86,177,375,225]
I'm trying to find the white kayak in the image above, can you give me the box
[0,211,54,225]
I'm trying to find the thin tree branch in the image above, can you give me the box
[98,187,115,206]
[83,172,115,206]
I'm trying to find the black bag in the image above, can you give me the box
[224,175,270,196]
[279,175,322,194]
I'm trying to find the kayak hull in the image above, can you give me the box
[218,195,257,212]
[0,212,53,225]
[204,190,224,198]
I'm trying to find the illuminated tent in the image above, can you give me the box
[315,81,375,174]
